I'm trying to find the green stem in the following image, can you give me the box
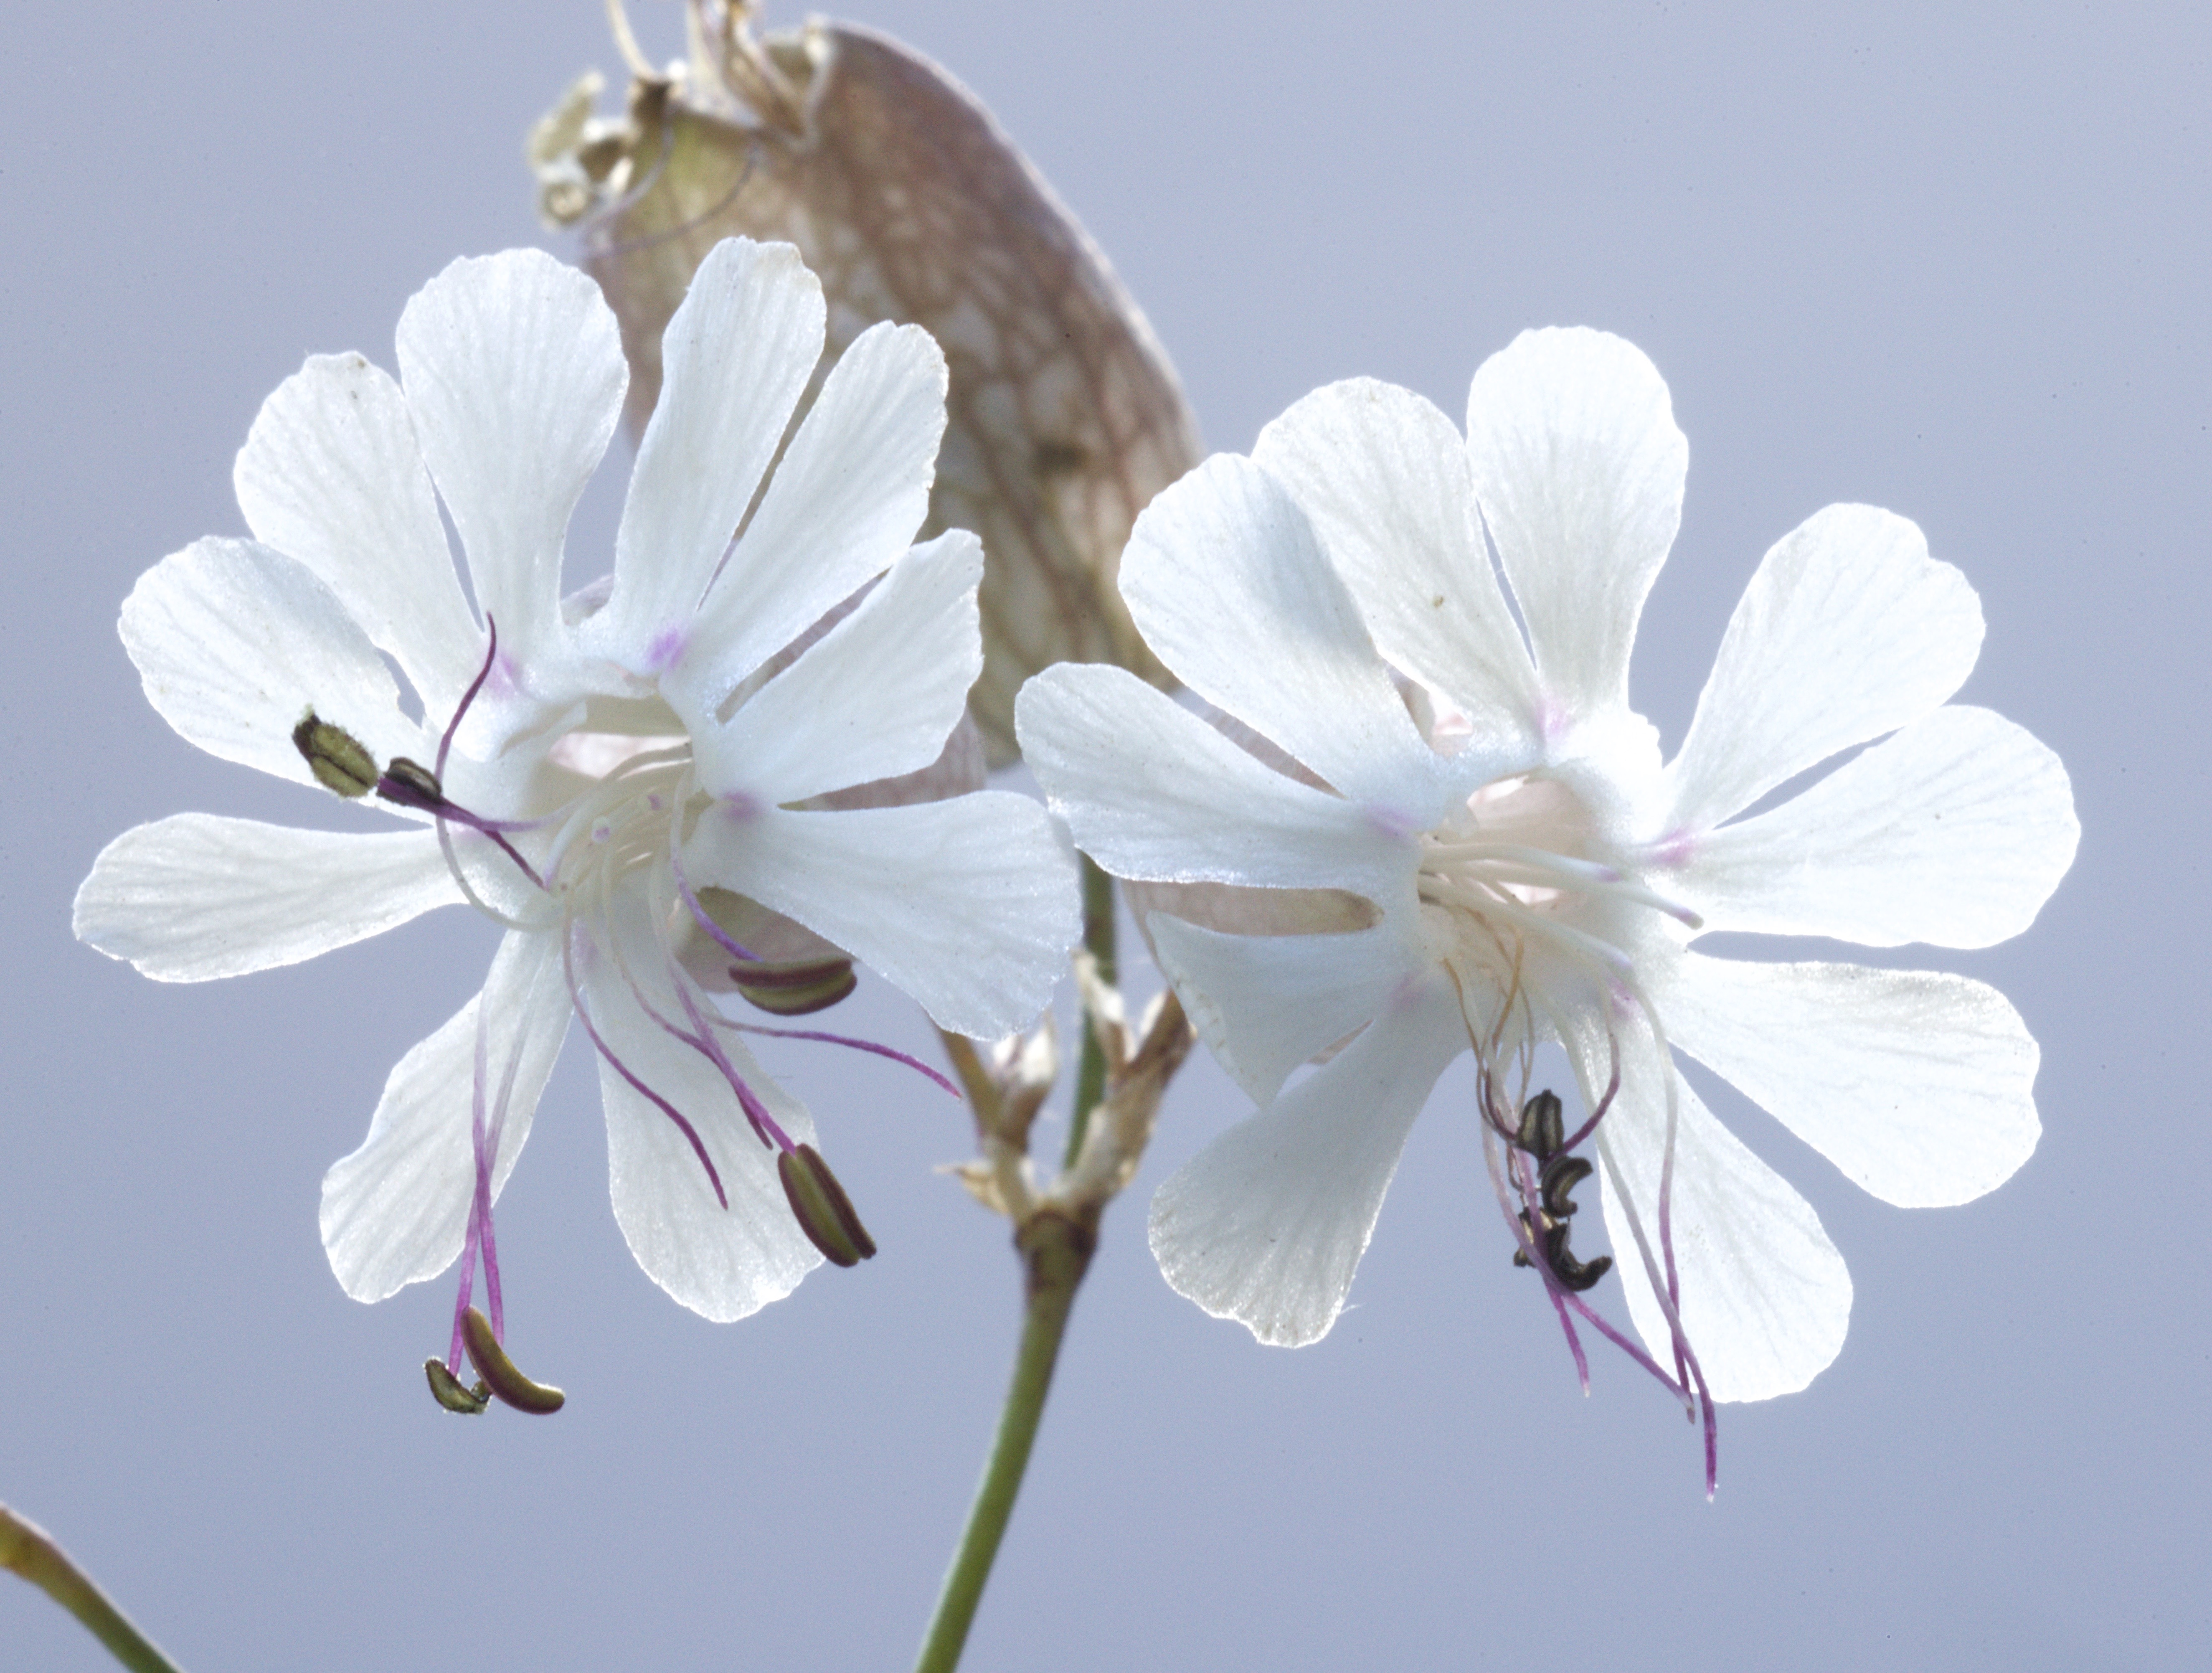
[913,1211,1096,1673]
[1062,856,1118,1170]
[0,1503,186,1673]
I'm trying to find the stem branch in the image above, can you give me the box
[0,1503,186,1673]
[1063,857,1117,1170]
[913,1210,1096,1673]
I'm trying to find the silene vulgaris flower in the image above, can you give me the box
[1017,328,2078,1487]
[75,237,1078,1407]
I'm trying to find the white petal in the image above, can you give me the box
[396,249,625,666]
[1116,453,1443,809]
[677,321,946,714]
[74,815,461,982]
[320,930,570,1302]
[1149,913,1431,1107]
[1665,954,2040,1207]
[1677,706,2079,948]
[1664,505,1985,833]
[583,916,821,1322]
[1253,378,1540,747]
[119,538,428,784]
[1016,663,1420,901]
[684,795,1078,1039]
[1466,328,1686,718]
[589,240,825,674]
[233,352,485,716]
[1589,1048,1852,1403]
[1147,976,1466,1347]
[701,531,982,807]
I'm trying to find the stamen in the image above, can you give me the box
[595,873,796,1155]
[460,1305,566,1414]
[563,923,731,1207]
[424,1358,490,1414]
[378,759,548,891]
[667,807,760,964]
[1423,839,1705,929]
[439,613,502,780]
[1558,1032,1622,1156]
[1421,878,1639,982]
[663,962,796,1153]
[707,1013,961,1097]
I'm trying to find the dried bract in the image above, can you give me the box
[533,4,1201,761]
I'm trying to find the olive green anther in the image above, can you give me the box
[292,711,378,798]
[459,1306,566,1415]
[728,956,858,1017]
[776,1142,878,1267]
[424,1356,490,1415]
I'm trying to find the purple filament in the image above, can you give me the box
[439,613,500,781]
[669,815,759,963]
[563,926,731,1208]
[708,1014,960,1098]
[1558,1034,1622,1156]
[661,962,794,1153]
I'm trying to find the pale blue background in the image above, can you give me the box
[3,3,2204,1668]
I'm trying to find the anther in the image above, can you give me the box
[728,956,859,1017]
[1539,1152,1593,1219]
[424,1356,491,1415]
[375,756,446,814]
[1542,1226,1613,1292]
[459,1305,567,1414]
[1514,1090,1564,1160]
[292,711,379,798]
[776,1142,878,1267]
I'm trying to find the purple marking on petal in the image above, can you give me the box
[710,1016,961,1098]
[643,625,687,674]
[563,926,731,1208]
[1364,802,1423,841]
[1537,693,1573,746]
[720,790,765,823]
[1649,828,1698,868]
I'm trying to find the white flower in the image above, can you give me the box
[76,238,1078,1343]
[1017,328,2077,1428]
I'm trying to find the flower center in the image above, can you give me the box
[1410,772,1718,1493]
[301,618,950,1407]
[1415,772,1700,1015]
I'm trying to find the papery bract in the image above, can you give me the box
[531,1,1202,764]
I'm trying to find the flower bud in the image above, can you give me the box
[531,15,1201,764]
[459,1306,567,1415]
[776,1142,878,1268]
[292,711,378,798]
[423,1356,490,1415]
